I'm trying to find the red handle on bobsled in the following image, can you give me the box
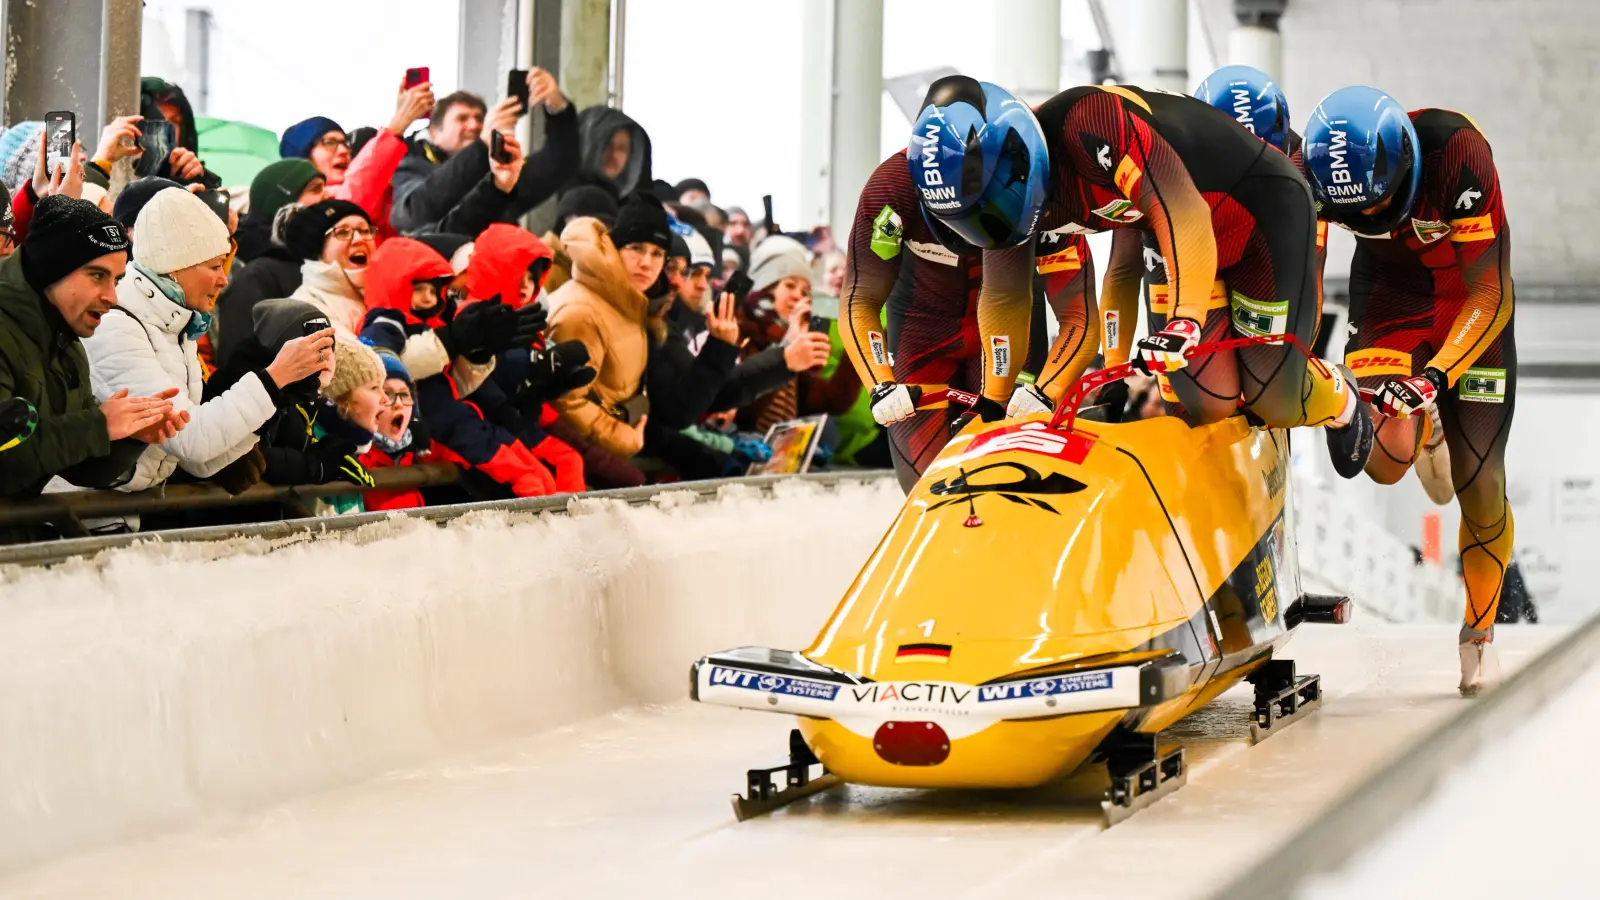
[1046,333,1325,433]
[907,384,983,411]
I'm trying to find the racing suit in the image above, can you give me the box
[843,152,1096,490]
[1339,109,1516,638]
[979,85,1346,428]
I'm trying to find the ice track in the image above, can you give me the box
[0,479,1563,899]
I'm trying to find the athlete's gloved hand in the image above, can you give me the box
[869,381,918,425]
[1006,383,1053,418]
[1133,318,1201,374]
[949,396,1006,438]
[1373,369,1446,419]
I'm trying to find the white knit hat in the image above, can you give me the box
[132,188,232,274]
[748,235,812,293]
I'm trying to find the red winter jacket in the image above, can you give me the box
[360,442,431,511]
[467,223,554,307]
[328,129,408,240]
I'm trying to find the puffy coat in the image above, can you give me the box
[545,216,653,458]
[327,129,407,240]
[362,237,495,394]
[0,254,145,525]
[81,265,278,491]
[289,259,367,338]
[467,223,553,306]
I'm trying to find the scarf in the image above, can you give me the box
[133,262,211,341]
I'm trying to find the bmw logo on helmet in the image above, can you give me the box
[1303,86,1421,237]
[907,75,1051,250]
[1194,65,1290,153]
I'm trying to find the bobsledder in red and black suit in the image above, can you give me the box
[843,149,1097,492]
[906,75,1371,472]
[1302,88,1516,695]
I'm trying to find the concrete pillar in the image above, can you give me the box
[828,0,883,242]
[993,0,1061,106]
[560,0,611,111]
[457,0,520,102]
[798,0,882,241]
[5,0,143,128]
[1229,0,1287,84]
[797,1,832,231]
[1121,0,1188,92]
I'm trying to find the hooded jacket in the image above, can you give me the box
[360,237,455,377]
[576,107,653,197]
[82,264,279,491]
[468,223,553,306]
[0,254,145,520]
[545,216,653,458]
[326,129,408,239]
[138,78,221,189]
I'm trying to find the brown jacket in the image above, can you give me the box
[546,217,652,458]
[541,229,573,293]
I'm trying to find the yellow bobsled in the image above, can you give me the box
[691,337,1349,822]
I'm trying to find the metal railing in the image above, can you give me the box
[0,464,463,537]
[0,470,897,569]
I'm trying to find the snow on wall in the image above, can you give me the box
[0,479,904,873]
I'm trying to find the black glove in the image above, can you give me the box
[435,299,508,364]
[1092,379,1131,423]
[311,439,376,487]
[438,299,548,365]
[209,446,266,495]
[949,396,1006,439]
[524,340,597,399]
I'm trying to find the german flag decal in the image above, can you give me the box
[896,643,952,664]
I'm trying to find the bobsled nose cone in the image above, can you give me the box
[874,721,951,767]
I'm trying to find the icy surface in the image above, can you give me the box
[0,623,1559,899]
[1300,656,1600,900]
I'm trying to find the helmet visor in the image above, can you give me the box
[929,130,1038,249]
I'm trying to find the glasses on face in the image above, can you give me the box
[328,224,376,242]
[318,135,350,151]
[382,389,414,407]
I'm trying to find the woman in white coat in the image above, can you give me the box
[83,187,333,493]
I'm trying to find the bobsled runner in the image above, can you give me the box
[691,336,1353,823]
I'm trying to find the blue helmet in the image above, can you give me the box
[1194,65,1290,152]
[1303,86,1420,237]
[907,75,1050,249]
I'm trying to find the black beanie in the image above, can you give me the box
[251,298,331,353]
[21,195,131,294]
[674,178,710,199]
[609,192,672,252]
[282,199,370,262]
[112,177,183,229]
[555,185,619,232]
[414,233,472,267]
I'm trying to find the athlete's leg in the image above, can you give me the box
[1224,171,1346,428]
[888,310,968,493]
[1441,320,1517,639]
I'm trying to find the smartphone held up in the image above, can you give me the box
[43,111,74,177]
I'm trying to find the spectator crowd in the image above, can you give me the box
[0,71,886,544]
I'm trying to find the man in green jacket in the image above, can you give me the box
[0,195,187,542]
